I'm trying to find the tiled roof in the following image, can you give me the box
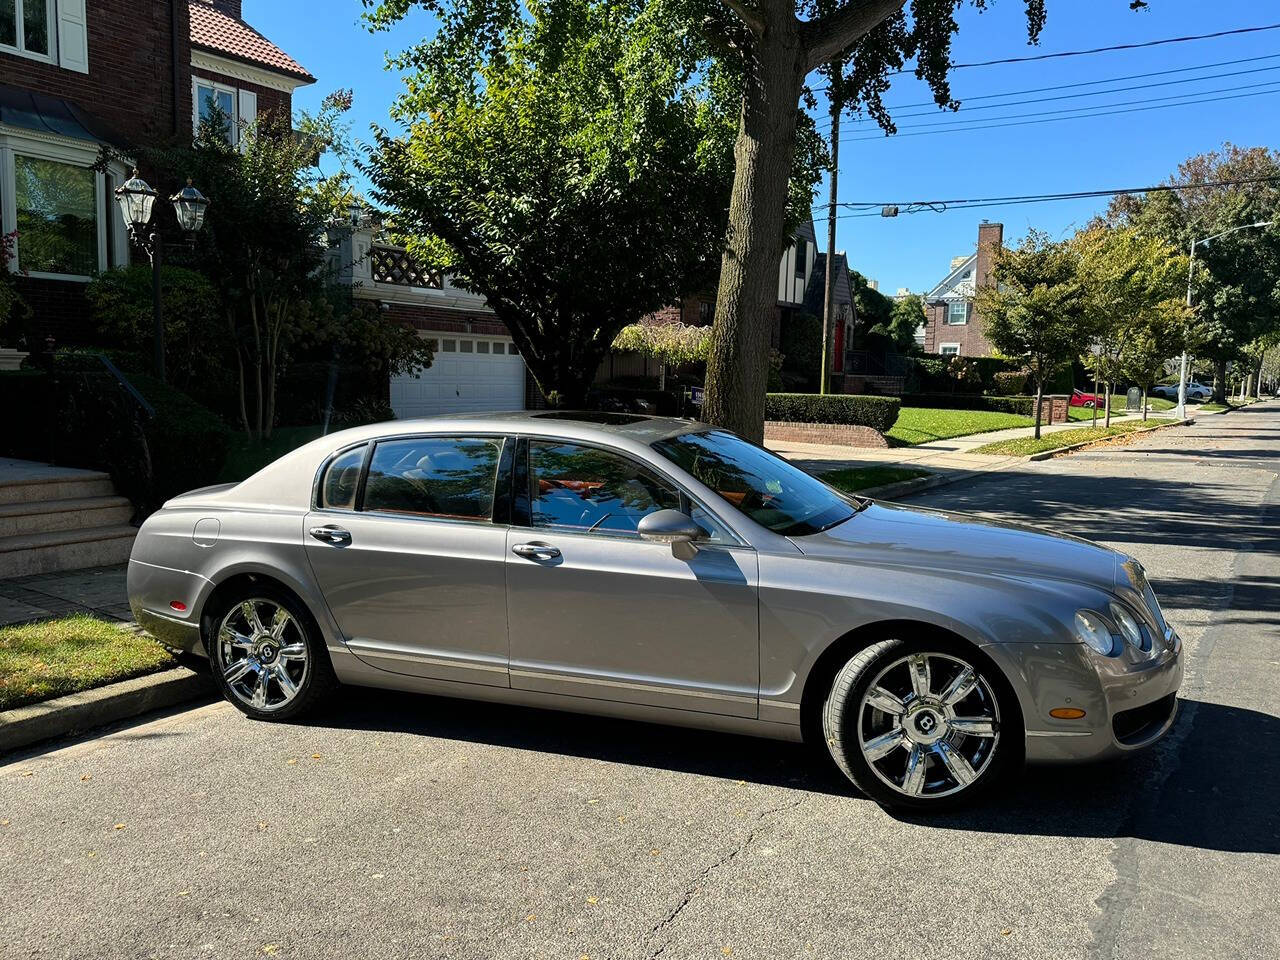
[189,1,315,83]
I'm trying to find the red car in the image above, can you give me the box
[1070,389,1104,408]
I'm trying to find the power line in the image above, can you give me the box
[817,175,1280,219]
[841,61,1280,124]
[837,85,1280,142]
[840,77,1280,137]
[810,22,1280,93]
[843,52,1280,113]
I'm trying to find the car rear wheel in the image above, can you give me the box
[206,586,335,721]
[821,638,1020,811]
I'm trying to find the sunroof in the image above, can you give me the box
[532,411,651,425]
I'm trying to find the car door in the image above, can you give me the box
[304,434,512,687]
[505,438,760,718]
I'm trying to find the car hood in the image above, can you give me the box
[791,500,1119,594]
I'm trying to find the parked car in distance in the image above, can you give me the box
[1070,389,1104,408]
[127,413,1182,812]
[1151,381,1211,401]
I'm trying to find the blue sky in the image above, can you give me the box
[248,0,1278,296]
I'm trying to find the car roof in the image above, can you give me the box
[344,411,709,446]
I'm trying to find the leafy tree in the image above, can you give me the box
[884,292,925,352]
[1107,144,1280,401]
[365,0,819,407]
[1074,226,1191,426]
[142,92,430,439]
[612,321,711,389]
[974,230,1086,439]
[0,230,28,347]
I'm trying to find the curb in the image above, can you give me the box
[0,666,215,757]
[1025,417,1193,461]
[857,469,983,501]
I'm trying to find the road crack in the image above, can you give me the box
[646,796,806,958]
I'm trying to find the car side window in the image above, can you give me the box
[362,437,503,521]
[319,446,365,510]
[528,441,681,537]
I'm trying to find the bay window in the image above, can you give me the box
[14,155,96,276]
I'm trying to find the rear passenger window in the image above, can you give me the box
[320,446,365,510]
[363,437,503,520]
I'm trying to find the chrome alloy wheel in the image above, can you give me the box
[217,599,309,712]
[857,652,1001,800]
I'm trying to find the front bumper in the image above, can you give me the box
[127,559,209,657]
[984,629,1183,764]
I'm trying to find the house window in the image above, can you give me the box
[0,0,53,59]
[940,343,961,356]
[947,301,969,325]
[698,300,713,324]
[193,79,257,146]
[14,155,98,278]
[794,237,806,277]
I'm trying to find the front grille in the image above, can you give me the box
[1113,693,1177,745]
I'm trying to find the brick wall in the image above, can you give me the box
[763,421,890,449]
[10,276,94,347]
[0,0,191,144]
[925,300,995,357]
[382,302,509,338]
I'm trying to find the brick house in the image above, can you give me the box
[923,221,1003,357]
[0,0,313,351]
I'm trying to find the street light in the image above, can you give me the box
[114,170,210,383]
[1176,219,1274,419]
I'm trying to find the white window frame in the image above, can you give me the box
[0,0,56,64]
[947,301,969,325]
[0,127,130,282]
[939,343,961,356]
[193,77,241,145]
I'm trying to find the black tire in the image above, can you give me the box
[204,583,337,722]
[820,636,1022,812]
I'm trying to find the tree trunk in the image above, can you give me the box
[1213,357,1227,403]
[1142,385,1149,421]
[1104,382,1112,429]
[702,12,804,443]
[1251,355,1263,398]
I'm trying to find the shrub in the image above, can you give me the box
[765,393,901,433]
[992,370,1030,396]
[900,393,1035,416]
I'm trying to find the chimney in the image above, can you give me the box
[976,221,1003,289]
[214,0,243,20]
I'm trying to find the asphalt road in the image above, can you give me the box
[3,403,1278,960]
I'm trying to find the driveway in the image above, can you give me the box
[2,404,1277,960]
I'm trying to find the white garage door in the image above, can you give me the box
[390,333,526,419]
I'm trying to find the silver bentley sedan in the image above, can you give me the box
[127,412,1182,811]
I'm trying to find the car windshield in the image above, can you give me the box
[651,430,856,537]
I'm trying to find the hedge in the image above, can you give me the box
[765,393,901,433]
[899,393,1035,416]
[991,370,1030,396]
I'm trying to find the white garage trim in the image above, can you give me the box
[390,331,526,419]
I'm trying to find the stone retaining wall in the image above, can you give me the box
[764,421,890,448]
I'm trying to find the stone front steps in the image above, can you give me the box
[0,460,137,579]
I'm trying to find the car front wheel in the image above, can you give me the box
[206,587,335,721]
[821,638,1020,811]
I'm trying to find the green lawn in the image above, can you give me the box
[887,407,1033,446]
[822,466,931,494]
[970,421,1158,458]
[1067,395,1176,421]
[0,616,174,712]
[219,425,328,482]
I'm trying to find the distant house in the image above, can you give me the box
[803,249,854,379]
[923,221,1003,356]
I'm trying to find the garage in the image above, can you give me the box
[390,332,527,419]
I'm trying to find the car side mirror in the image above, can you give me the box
[637,509,705,544]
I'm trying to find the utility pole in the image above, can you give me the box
[819,67,842,396]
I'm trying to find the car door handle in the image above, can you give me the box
[309,525,352,546]
[512,542,561,560]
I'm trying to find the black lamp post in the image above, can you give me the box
[114,170,209,382]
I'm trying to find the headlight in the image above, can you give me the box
[1109,602,1148,653]
[1075,610,1117,656]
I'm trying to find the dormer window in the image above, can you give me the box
[0,0,52,59]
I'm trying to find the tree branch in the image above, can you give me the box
[800,0,908,73]
[718,0,765,37]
